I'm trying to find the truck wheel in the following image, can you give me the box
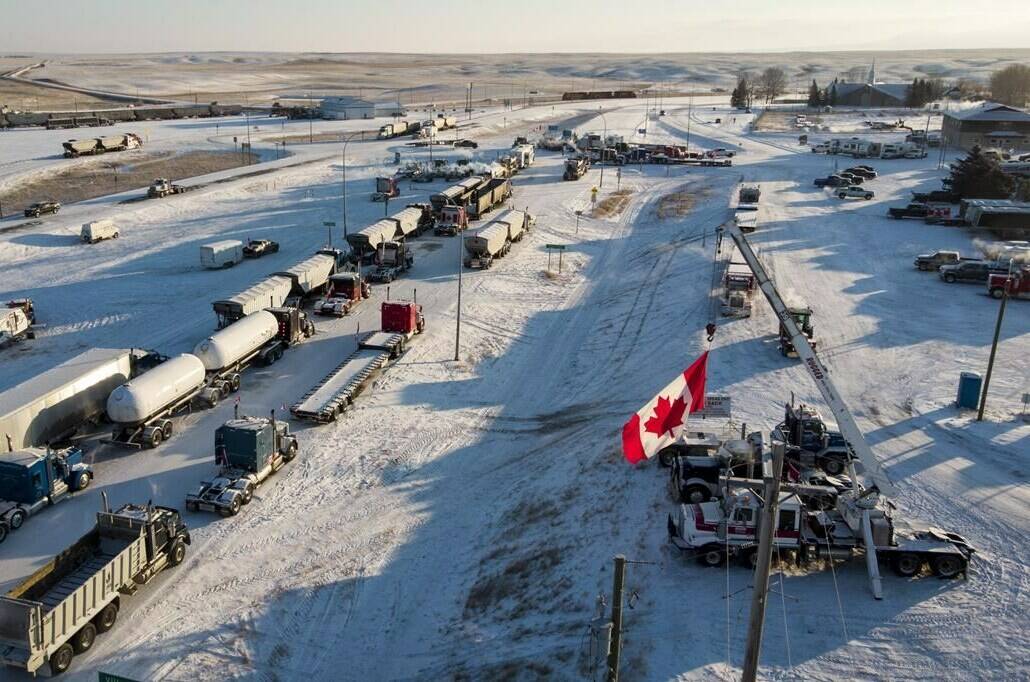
[944,273,956,283]
[932,555,963,578]
[697,545,726,567]
[72,623,97,653]
[892,553,923,577]
[740,547,759,569]
[76,471,91,491]
[186,500,199,513]
[990,287,1004,299]
[0,524,7,544]
[241,485,254,504]
[230,374,241,392]
[50,643,74,675]
[161,420,174,440]
[147,429,163,449]
[9,509,26,530]
[284,441,298,462]
[225,497,242,517]
[168,538,187,566]
[94,602,118,633]
[822,458,845,476]
[682,485,711,505]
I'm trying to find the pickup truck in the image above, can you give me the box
[890,203,931,219]
[837,186,874,200]
[845,166,877,179]
[23,201,61,218]
[242,239,280,258]
[939,260,1006,284]
[914,250,970,270]
[813,175,851,188]
[912,190,959,204]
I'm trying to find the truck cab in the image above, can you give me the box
[1,299,36,345]
[778,306,816,357]
[435,205,468,236]
[186,414,298,517]
[987,267,1030,299]
[772,403,851,475]
[370,241,414,283]
[317,272,371,317]
[372,176,400,202]
[0,447,93,541]
[913,249,962,270]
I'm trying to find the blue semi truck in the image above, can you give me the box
[0,446,93,543]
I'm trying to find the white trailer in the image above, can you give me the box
[464,223,510,269]
[212,275,293,328]
[388,207,424,239]
[200,240,244,269]
[0,501,190,675]
[0,348,149,451]
[495,209,531,242]
[80,219,119,244]
[346,220,400,261]
[273,252,337,297]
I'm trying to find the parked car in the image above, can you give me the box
[889,203,930,220]
[939,261,1006,284]
[454,139,478,149]
[814,175,851,188]
[24,201,61,218]
[846,167,877,179]
[837,172,864,185]
[837,186,874,200]
[913,250,971,270]
[242,239,280,258]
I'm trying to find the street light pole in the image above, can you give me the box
[597,108,607,189]
[454,202,463,362]
[977,270,1012,421]
[340,131,362,241]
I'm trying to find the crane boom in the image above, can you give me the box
[722,219,898,498]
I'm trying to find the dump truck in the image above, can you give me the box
[563,157,589,180]
[0,300,37,347]
[464,223,510,269]
[291,301,425,423]
[62,133,141,158]
[317,272,371,316]
[0,499,190,675]
[212,275,294,328]
[0,348,157,451]
[468,177,512,219]
[346,220,400,264]
[0,446,92,544]
[147,177,188,198]
[369,241,414,283]
[372,176,400,202]
[185,412,298,517]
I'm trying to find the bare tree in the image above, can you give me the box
[990,64,1030,107]
[758,67,787,103]
[845,66,869,83]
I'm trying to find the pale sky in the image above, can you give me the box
[1,0,1028,53]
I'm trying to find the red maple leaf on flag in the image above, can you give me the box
[643,395,687,439]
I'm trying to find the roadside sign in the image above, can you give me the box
[695,395,732,419]
[323,221,336,227]
[544,244,566,250]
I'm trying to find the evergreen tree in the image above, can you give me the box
[943,146,1015,199]
[828,83,838,106]
[807,79,822,108]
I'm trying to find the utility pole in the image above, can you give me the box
[454,209,463,361]
[741,443,786,682]
[606,555,627,682]
[977,271,1011,421]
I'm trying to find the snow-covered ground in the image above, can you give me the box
[0,97,1027,681]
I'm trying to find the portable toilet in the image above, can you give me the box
[956,372,982,409]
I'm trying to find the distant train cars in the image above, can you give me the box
[1,103,244,129]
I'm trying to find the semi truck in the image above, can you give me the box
[291,301,425,423]
[0,446,93,543]
[273,250,343,300]
[185,412,298,517]
[563,157,589,180]
[435,205,468,236]
[0,348,156,451]
[738,185,761,211]
[463,209,531,269]
[212,275,293,328]
[0,499,190,675]
[61,133,142,157]
[372,176,400,202]
[346,220,400,264]
[369,241,414,283]
[987,267,1030,299]
[108,307,310,448]
[377,121,410,139]
[317,272,371,317]
[147,177,188,198]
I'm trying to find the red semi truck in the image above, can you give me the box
[987,267,1030,300]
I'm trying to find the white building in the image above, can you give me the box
[320,96,405,120]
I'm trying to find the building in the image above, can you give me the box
[319,96,404,120]
[942,103,1030,152]
[830,61,910,107]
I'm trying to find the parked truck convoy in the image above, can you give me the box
[0,446,93,544]
[292,301,425,423]
[185,412,298,517]
[463,210,532,269]
[107,306,312,448]
[378,121,410,139]
[0,499,190,675]
[467,177,512,219]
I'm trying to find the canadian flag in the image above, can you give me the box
[622,352,708,465]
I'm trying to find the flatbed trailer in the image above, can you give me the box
[291,302,424,423]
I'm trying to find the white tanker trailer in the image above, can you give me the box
[108,307,313,449]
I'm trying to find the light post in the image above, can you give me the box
[597,107,608,189]
[340,131,363,240]
[977,265,1014,421]
[451,200,464,362]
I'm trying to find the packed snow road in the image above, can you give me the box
[0,98,1026,681]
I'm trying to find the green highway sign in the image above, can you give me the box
[544,244,566,250]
